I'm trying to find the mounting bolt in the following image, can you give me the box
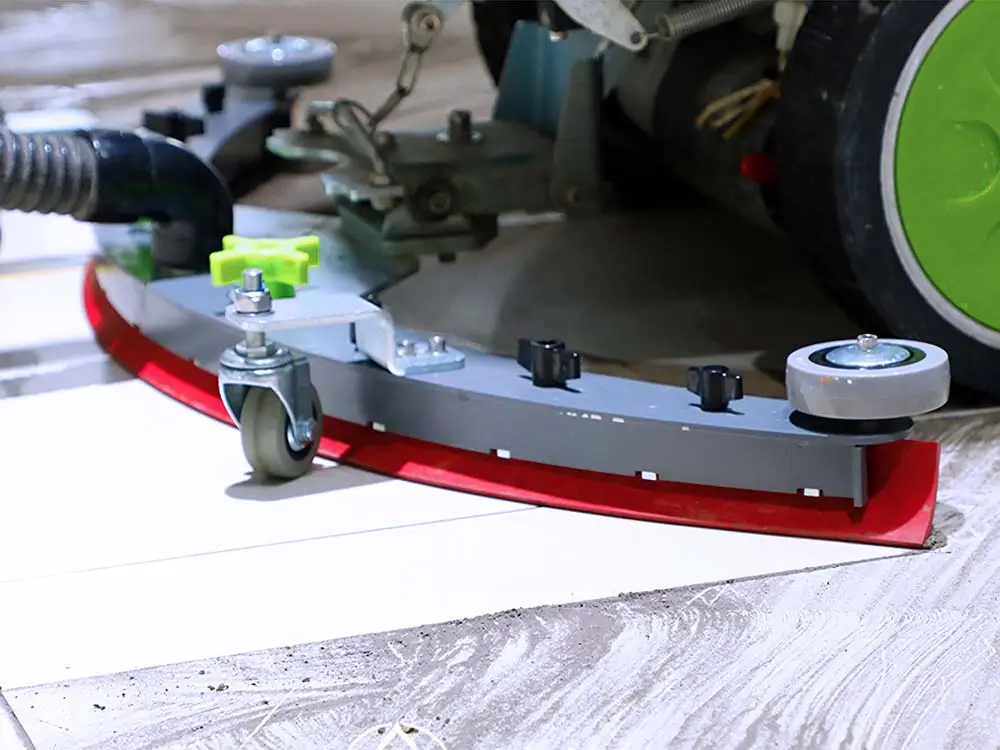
[437,109,482,144]
[517,338,581,388]
[448,109,473,144]
[231,268,273,315]
[398,339,418,357]
[297,418,317,443]
[427,191,453,215]
[857,333,879,351]
[428,335,447,354]
[242,268,263,292]
[686,365,744,413]
[373,131,395,150]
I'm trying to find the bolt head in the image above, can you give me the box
[299,418,317,442]
[233,288,273,314]
[373,131,395,149]
[857,333,879,351]
[428,334,447,354]
[426,191,453,215]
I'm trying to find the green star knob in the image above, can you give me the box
[209,234,321,299]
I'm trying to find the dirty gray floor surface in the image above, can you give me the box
[4,2,1000,749]
[8,405,1000,749]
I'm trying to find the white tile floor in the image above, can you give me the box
[0,211,903,691]
[0,210,99,266]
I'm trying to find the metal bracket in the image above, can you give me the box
[222,288,465,377]
[269,117,553,257]
[551,0,649,51]
[217,288,464,443]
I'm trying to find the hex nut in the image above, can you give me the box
[233,289,273,314]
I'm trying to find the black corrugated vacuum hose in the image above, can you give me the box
[0,127,234,271]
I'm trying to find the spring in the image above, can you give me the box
[657,0,776,40]
[0,128,98,216]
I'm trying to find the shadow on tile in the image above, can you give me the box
[0,339,133,399]
[225,464,392,501]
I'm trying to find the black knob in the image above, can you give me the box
[201,83,227,114]
[686,365,743,412]
[517,338,581,388]
[141,109,206,142]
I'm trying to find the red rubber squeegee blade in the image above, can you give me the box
[83,262,940,549]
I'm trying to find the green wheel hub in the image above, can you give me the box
[895,0,1000,330]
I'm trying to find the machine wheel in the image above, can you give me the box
[239,386,322,479]
[217,34,336,89]
[785,336,950,421]
[774,0,1000,396]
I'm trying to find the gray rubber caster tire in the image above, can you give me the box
[239,386,322,479]
[785,338,950,421]
[217,34,336,89]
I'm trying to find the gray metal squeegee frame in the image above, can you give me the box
[94,207,906,507]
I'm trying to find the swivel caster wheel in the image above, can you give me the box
[239,385,323,479]
[217,33,337,90]
[785,334,950,434]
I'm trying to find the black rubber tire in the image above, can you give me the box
[771,1,892,334]
[773,0,999,396]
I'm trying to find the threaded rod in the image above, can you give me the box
[0,128,98,217]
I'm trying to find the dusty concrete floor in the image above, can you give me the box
[4,3,1000,749]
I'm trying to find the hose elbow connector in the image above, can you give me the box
[0,127,234,272]
[84,129,234,271]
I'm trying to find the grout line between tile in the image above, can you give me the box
[0,505,540,587]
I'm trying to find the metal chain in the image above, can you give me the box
[309,1,444,172]
[369,4,442,128]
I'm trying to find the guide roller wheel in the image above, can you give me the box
[785,335,950,421]
[239,385,322,479]
[217,34,336,90]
